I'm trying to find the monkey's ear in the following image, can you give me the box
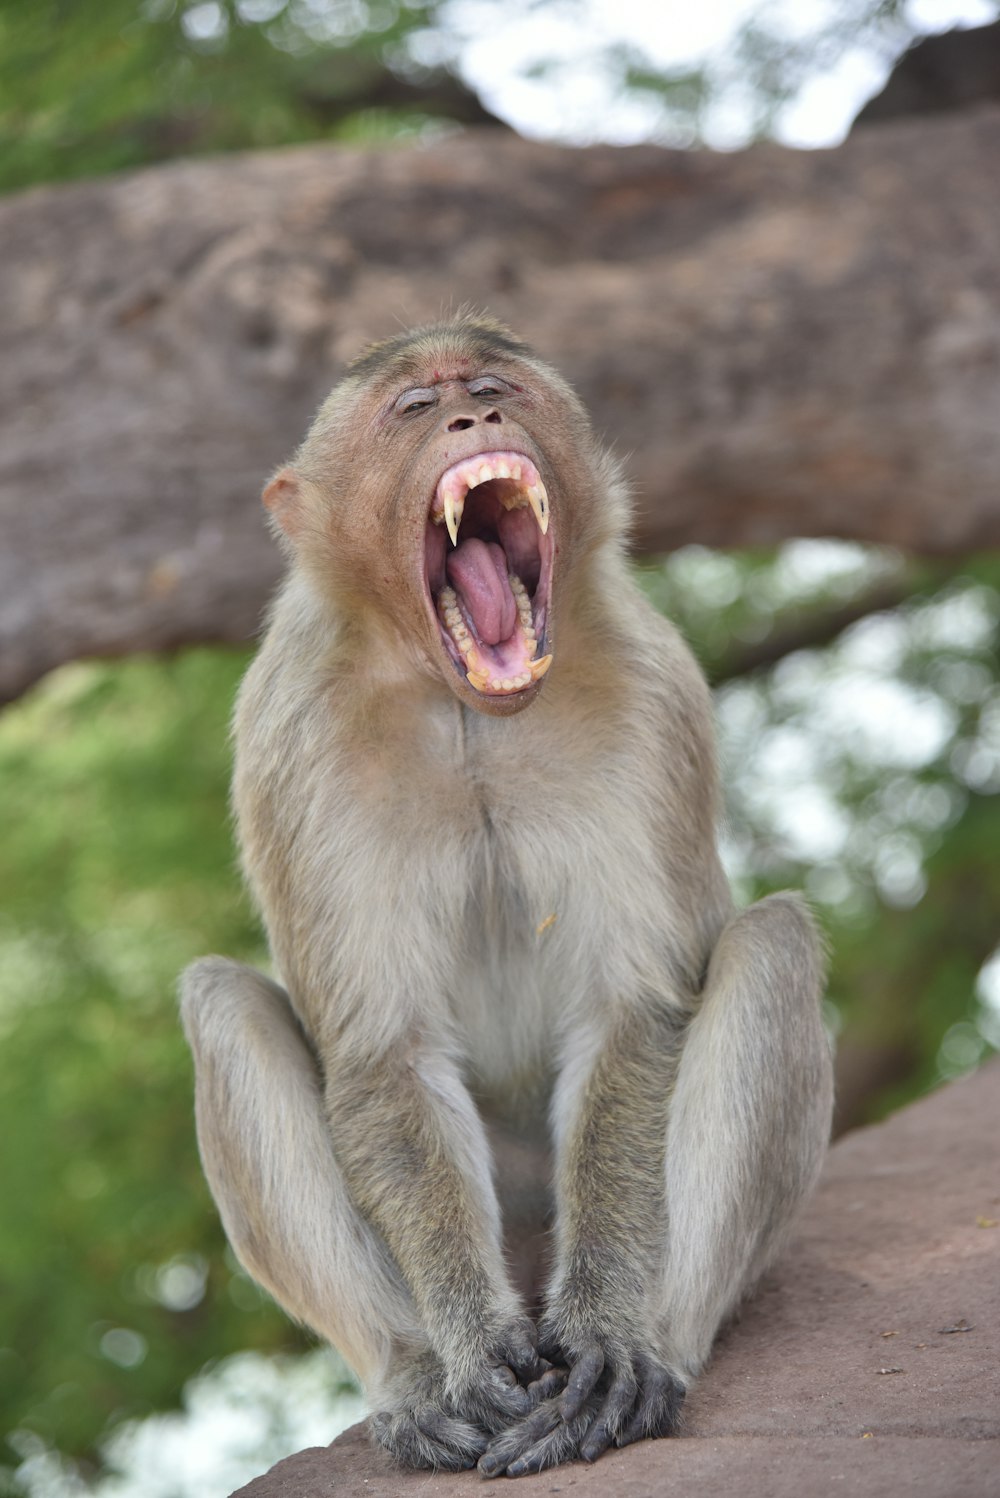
[262,467,303,537]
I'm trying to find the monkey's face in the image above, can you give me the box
[267,324,601,718]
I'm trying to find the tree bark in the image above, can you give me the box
[3,112,999,702]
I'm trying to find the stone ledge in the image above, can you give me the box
[234,1059,1000,1497]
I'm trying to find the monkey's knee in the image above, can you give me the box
[181,955,293,1050]
[708,892,826,1007]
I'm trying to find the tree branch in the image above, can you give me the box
[711,575,920,683]
[3,112,1000,702]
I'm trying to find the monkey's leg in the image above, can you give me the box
[655,891,833,1380]
[180,957,494,1470]
[482,892,831,1478]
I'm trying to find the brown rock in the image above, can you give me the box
[233,1060,999,1496]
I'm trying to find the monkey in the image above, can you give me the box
[180,315,833,1477]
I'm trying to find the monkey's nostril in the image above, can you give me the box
[485,410,502,424]
[447,417,475,432]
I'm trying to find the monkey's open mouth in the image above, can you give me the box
[425,451,554,696]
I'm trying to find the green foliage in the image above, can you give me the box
[0,0,448,194]
[0,652,309,1465]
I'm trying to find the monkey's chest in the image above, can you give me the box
[448,831,642,1088]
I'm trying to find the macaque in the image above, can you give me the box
[181,316,833,1477]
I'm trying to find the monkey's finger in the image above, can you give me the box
[559,1344,604,1421]
[484,1367,532,1417]
[616,1368,685,1447]
[580,1366,638,1462]
[506,1420,586,1478]
[526,1365,569,1408]
[411,1405,489,1462]
[499,1317,543,1382]
[477,1401,562,1478]
[413,1402,488,1450]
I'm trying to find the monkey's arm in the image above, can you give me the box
[323,1037,541,1428]
[480,1002,688,1477]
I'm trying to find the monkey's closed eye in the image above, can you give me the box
[467,377,509,398]
[396,388,438,416]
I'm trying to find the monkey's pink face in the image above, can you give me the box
[423,450,555,711]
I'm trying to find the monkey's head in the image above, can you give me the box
[263,316,622,717]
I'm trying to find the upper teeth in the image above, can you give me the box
[432,453,549,544]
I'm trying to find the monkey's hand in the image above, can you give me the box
[477,1328,684,1478]
[373,1318,546,1470]
[443,1311,548,1434]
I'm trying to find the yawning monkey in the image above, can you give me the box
[181,316,832,1476]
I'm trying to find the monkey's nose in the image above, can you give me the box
[445,409,502,432]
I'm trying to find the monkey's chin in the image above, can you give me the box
[424,450,554,708]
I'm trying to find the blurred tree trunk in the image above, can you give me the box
[3,112,1000,702]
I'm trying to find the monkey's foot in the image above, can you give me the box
[477,1348,685,1477]
[371,1404,488,1471]
[425,451,554,699]
[372,1355,494,1471]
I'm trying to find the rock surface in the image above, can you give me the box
[233,1061,999,1496]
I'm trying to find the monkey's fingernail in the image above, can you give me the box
[527,481,549,535]
[443,487,464,546]
[529,654,552,681]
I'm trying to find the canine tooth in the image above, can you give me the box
[443,489,464,547]
[529,654,552,681]
[527,481,549,535]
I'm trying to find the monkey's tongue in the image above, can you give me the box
[446,538,517,646]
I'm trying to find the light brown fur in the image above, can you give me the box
[181,317,833,1475]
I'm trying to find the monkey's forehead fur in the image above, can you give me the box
[345,315,534,385]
